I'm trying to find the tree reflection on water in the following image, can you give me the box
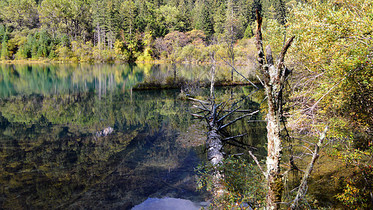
[0,64,265,209]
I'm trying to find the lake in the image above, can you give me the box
[0,63,266,209]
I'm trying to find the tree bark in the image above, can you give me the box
[255,10,294,210]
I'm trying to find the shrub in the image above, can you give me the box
[196,156,265,209]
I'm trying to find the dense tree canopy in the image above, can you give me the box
[0,0,292,62]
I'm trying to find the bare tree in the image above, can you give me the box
[190,50,260,200]
[254,10,331,209]
[255,10,294,209]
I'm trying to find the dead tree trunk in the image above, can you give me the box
[206,54,224,196]
[190,54,225,197]
[190,48,261,205]
[255,11,295,210]
[190,97,225,198]
[207,103,225,197]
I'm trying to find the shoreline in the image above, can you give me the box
[0,59,252,66]
[133,80,261,91]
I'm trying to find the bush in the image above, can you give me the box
[196,156,265,209]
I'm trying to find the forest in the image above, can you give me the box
[0,0,372,209]
[0,0,288,63]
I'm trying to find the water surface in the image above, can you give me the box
[0,64,265,209]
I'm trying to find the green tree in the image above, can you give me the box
[0,0,39,30]
[36,30,52,58]
[177,0,192,32]
[119,0,137,38]
[274,0,286,25]
[1,29,9,60]
[157,5,185,34]
[0,25,6,43]
[134,0,157,33]
[283,1,373,208]
[193,0,214,37]
[286,0,372,140]
[103,0,122,48]
[39,0,91,41]
[212,1,226,35]
[15,36,29,59]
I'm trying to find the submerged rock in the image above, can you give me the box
[132,197,201,210]
[96,126,114,137]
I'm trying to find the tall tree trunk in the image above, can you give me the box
[207,55,224,197]
[97,23,101,50]
[266,106,282,209]
[255,11,294,210]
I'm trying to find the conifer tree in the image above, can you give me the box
[274,0,286,25]
[193,0,214,36]
[1,29,9,60]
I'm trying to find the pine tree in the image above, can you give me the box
[212,1,226,35]
[37,31,51,58]
[274,0,286,25]
[31,33,38,59]
[0,25,5,41]
[193,0,214,37]
[1,29,9,60]
[119,0,137,40]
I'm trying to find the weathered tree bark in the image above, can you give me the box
[207,105,225,197]
[255,11,294,210]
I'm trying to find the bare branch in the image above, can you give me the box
[230,153,244,156]
[192,104,210,112]
[248,120,267,123]
[188,97,210,104]
[188,98,211,112]
[217,105,242,123]
[256,75,265,86]
[224,133,248,141]
[302,145,314,154]
[290,127,328,209]
[221,109,253,113]
[278,36,295,69]
[219,55,259,89]
[260,96,268,105]
[216,99,232,117]
[229,89,258,110]
[297,138,314,145]
[225,138,257,152]
[219,110,259,130]
[248,150,266,177]
[255,10,264,55]
[195,110,209,114]
[191,114,206,119]
[309,76,346,111]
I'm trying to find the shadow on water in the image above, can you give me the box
[0,64,266,209]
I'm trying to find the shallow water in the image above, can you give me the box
[0,63,266,209]
[132,197,202,210]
